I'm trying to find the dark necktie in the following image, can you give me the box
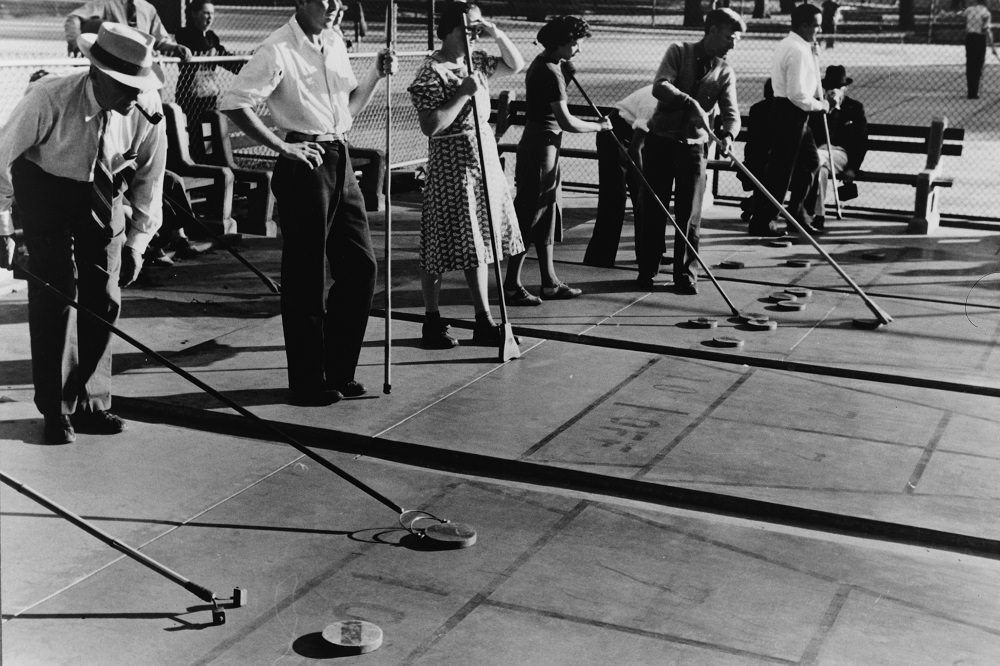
[126,0,137,27]
[90,111,114,231]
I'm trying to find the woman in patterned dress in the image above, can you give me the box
[408,1,526,349]
[502,16,611,302]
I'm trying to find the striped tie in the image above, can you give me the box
[90,110,114,231]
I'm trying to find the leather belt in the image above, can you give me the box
[286,131,345,143]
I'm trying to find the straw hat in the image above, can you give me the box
[78,23,164,91]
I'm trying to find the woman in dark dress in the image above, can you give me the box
[175,0,240,127]
[503,15,611,304]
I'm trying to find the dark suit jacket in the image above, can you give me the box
[809,96,868,171]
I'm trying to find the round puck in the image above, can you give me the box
[713,335,745,348]
[688,317,718,329]
[786,259,812,268]
[767,238,793,248]
[322,620,383,654]
[770,292,798,303]
[423,521,478,548]
[746,318,778,331]
[776,300,807,311]
[738,311,769,322]
[718,260,745,269]
[783,287,812,299]
[861,251,887,261]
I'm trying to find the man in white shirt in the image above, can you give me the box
[0,23,167,444]
[65,0,192,60]
[220,0,395,407]
[747,3,827,237]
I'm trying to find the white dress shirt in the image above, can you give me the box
[965,4,991,34]
[0,70,166,254]
[220,16,358,136]
[771,31,825,112]
[615,84,659,133]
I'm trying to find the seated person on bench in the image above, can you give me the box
[804,65,868,230]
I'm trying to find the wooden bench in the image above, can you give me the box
[491,91,964,234]
[709,115,964,233]
[163,103,237,233]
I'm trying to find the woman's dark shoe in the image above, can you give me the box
[541,283,582,300]
[422,317,459,349]
[504,285,542,306]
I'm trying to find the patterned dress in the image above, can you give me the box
[408,51,524,274]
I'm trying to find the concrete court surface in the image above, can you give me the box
[2,192,1000,664]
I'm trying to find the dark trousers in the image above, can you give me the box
[584,113,645,266]
[749,98,819,228]
[271,141,376,392]
[638,136,706,284]
[966,33,987,98]
[13,158,125,417]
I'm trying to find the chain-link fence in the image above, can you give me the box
[2,0,998,223]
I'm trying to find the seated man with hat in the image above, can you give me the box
[805,64,868,230]
[0,23,167,444]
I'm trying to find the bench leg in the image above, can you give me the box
[908,173,940,234]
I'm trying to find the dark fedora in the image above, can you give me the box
[821,65,853,90]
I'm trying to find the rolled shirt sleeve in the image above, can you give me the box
[0,87,50,235]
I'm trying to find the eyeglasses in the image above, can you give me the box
[467,25,483,39]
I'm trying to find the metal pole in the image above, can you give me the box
[0,470,223,605]
[384,1,395,395]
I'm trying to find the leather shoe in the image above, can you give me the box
[674,279,699,295]
[635,275,657,289]
[422,319,459,349]
[471,320,521,345]
[289,388,342,406]
[71,410,127,435]
[331,380,367,398]
[43,414,75,444]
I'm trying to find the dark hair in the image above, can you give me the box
[536,15,591,49]
[436,1,477,41]
[185,0,213,20]
[704,8,746,33]
[763,78,773,99]
[790,3,821,28]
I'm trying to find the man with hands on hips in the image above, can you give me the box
[221,0,397,407]
[0,23,167,444]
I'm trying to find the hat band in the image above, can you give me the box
[90,42,151,78]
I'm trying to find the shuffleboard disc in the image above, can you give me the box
[718,260,745,269]
[767,238,793,247]
[423,521,478,548]
[746,318,778,331]
[786,259,812,268]
[861,251,887,260]
[713,336,745,348]
[738,311,769,322]
[322,620,383,654]
[776,300,807,311]
[783,287,812,299]
[688,317,718,329]
[770,292,797,303]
